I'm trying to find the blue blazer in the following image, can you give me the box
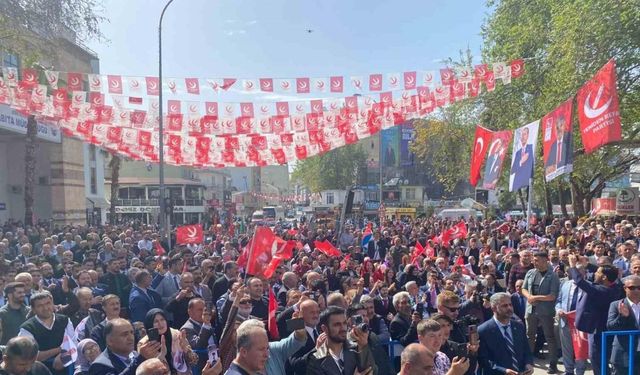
[128,286,163,323]
[568,267,624,334]
[555,280,584,328]
[510,144,534,191]
[478,318,533,375]
[606,298,640,366]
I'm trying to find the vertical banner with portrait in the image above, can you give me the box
[400,122,415,166]
[542,98,574,182]
[482,130,513,190]
[381,127,400,167]
[509,120,539,192]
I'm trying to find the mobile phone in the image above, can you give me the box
[416,303,425,316]
[60,350,73,364]
[468,324,479,346]
[208,345,219,365]
[286,318,305,332]
[453,343,469,358]
[147,328,160,342]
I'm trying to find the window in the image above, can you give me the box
[326,192,334,205]
[185,186,200,199]
[2,52,18,68]
[405,188,416,200]
[129,187,145,199]
[90,167,97,195]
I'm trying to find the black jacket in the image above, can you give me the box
[389,313,417,346]
[89,349,144,375]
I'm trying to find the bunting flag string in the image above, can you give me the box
[0,58,526,169]
[1,59,523,98]
[249,191,321,204]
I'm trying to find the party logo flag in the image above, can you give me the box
[576,59,622,153]
[176,224,204,244]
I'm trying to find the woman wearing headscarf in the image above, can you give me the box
[138,309,198,375]
[74,339,100,375]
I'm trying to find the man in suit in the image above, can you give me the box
[285,299,320,375]
[166,272,201,329]
[510,125,534,191]
[544,114,573,176]
[209,260,238,304]
[483,137,506,189]
[128,270,163,323]
[181,298,215,371]
[373,283,396,323]
[555,267,587,375]
[192,266,213,306]
[305,306,376,375]
[99,258,132,315]
[153,255,183,306]
[478,292,533,375]
[521,251,560,374]
[89,318,161,375]
[606,275,640,375]
[510,280,527,324]
[389,291,420,346]
[277,272,299,308]
[367,232,388,261]
[567,255,623,375]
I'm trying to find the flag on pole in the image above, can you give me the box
[314,240,342,257]
[268,288,280,339]
[176,224,203,244]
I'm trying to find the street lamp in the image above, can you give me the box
[158,0,176,248]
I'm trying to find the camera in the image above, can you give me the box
[351,314,369,332]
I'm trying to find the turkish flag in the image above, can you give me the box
[268,288,280,339]
[510,59,525,79]
[314,240,341,257]
[185,78,200,95]
[410,241,426,265]
[176,224,204,244]
[469,125,493,186]
[576,59,622,153]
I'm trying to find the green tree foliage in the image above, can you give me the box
[292,144,367,192]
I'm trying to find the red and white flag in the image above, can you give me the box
[404,71,417,90]
[176,224,203,244]
[369,74,383,91]
[268,288,280,339]
[107,75,122,94]
[469,125,493,186]
[185,78,200,95]
[440,68,455,85]
[260,78,274,92]
[474,64,489,81]
[145,77,160,96]
[314,240,341,257]
[296,77,310,94]
[576,59,622,153]
[510,59,525,79]
[330,76,344,93]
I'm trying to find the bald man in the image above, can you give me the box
[399,343,435,375]
[285,300,320,375]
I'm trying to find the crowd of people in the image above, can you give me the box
[0,214,639,375]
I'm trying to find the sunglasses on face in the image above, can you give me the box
[443,305,460,312]
[625,286,640,291]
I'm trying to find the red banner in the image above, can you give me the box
[566,311,589,360]
[577,59,622,153]
[469,125,493,186]
[176,224,203,244]
[542,98,574,181]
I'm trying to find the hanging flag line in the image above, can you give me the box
[1,59,524,97]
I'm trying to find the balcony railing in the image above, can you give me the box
[115,199,204,206]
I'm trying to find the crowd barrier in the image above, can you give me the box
[601,330,640,375]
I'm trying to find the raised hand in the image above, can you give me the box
[619,301,630,318]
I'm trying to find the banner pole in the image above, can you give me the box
[243,227,258,282]
[527,177,533,231]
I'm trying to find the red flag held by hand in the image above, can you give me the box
[176,224,203,244]
[268,288,280,339]
[314,240,341,257]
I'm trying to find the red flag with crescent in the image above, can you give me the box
[576,59,622,153]
[176,224,203,244]
[469,125,493,186]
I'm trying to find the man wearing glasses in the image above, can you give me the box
[606,275,640,375]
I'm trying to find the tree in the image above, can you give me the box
[292,144,367,192]
[0,1,106,224]
[108,154,121,225]
[481,0,640,216]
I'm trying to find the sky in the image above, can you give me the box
[86,0,489,103]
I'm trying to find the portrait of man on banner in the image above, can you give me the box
[482,130,512,190]
[509,121,539,192]
[543,98,574,181]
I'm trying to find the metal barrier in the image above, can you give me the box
[601,330,640,375]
